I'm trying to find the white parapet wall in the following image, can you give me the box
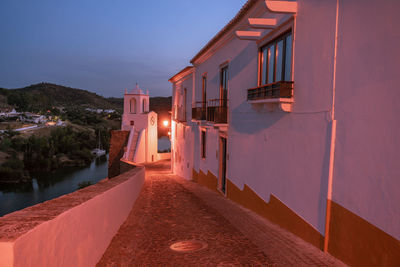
[0,164,145,267]
[157,152,171,161]
[133,129,146,163]
[122,126,135,160]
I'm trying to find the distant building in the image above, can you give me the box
[121,84,158,163]
[0,107,12,116]
[85,108,102,113]
[169,1,400,266]
[23,113,47,124]
[85,108,116,114]
[7,109,20,117]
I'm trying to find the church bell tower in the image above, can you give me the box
[121,84,157,163]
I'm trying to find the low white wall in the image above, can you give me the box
[0,166,145,267]
[0,243,13,267]
[157,152,171,160]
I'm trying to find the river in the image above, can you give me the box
[0,155,108,217]
[0,137,171,217]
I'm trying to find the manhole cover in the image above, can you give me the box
[170,240,208,253]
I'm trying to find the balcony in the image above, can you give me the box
[172,105,186,123]
[192,101,207,121]
[247,81,294,112]
[247,81,294,101]
[207,99,228,124]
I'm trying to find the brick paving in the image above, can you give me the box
[97,160,346,267]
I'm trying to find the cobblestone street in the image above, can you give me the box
[97,160,345,267]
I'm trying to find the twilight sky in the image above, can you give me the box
[0,0,246,97]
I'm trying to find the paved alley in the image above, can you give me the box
[97,160,345,267]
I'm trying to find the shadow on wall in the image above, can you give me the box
[318,121,333,234]
[208,42,256,103]
[229,43,256,83]
[223,41,287,134]
[230,103,286,134]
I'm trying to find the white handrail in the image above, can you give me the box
[123,126,135,160]
[133,129,145,162]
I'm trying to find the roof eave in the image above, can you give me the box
[168,66,194,83]
[190,0,258,64]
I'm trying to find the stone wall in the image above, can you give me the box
[108,130,130,178]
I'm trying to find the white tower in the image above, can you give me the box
[122,84,158,163]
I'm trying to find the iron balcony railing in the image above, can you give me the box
[192,101,207,121]
[247,81,294,101]
[207,99,228,124]
[172,105,186,122]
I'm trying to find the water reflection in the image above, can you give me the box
[0,182,33,193]
[32,179,39,191]
[0,155,108,217]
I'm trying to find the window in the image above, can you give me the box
[201,130,206,159]
[183,88,187,120]
[130,98,136,113]
[202,75,207,108]
[220,66,228,107]
[175,88,187,122]
[259,32,293,85]
[142,99,146,113]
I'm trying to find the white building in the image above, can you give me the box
[23,113,47,124]
[121,85,158,163]
[6,109,20,117]
[169,1,400,266]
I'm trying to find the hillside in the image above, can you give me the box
[0,83,122,112]
[0,83,171,115]
[150,97,172,120]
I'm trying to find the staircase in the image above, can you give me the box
[127,131,139,162]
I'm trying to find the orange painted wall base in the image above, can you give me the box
[225,179,324,250]
[192,169,219,193]
[191,169,400,266]
[327,200,400,267]
[191,169,324,249]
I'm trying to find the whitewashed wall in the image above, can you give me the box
[333,0,400,240]
[171,74,195,179]
[192,0,337,235]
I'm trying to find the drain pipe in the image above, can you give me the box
[324,0,340,252]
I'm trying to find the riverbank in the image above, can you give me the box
[0,124,108,184]
[0,155,108,216]
[0,152,95,186]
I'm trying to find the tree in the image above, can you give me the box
[7,92,31,111]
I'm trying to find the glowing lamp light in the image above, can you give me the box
[168,131,171,136]
[163,120,169,127]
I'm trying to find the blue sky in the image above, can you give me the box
[0,0,246,97]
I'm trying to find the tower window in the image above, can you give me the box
[142,99,146,113]
[130,98,136,114]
